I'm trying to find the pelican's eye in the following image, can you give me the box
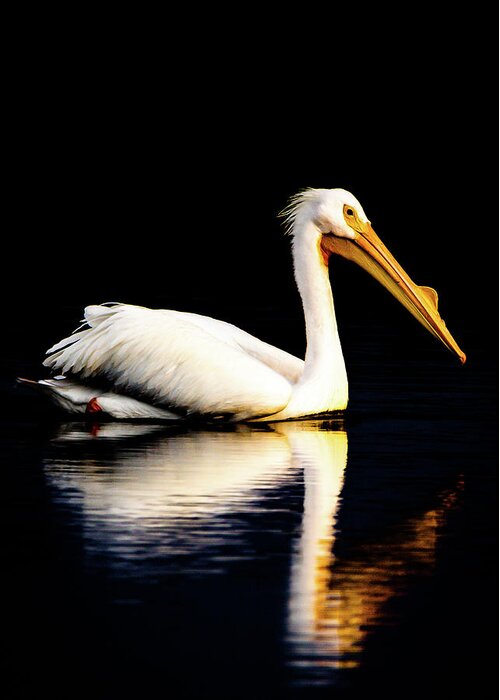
[343,203,362,230]
[343,203,367,234]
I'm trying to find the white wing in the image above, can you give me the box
[173,310,303,383]
[43,304,300,420]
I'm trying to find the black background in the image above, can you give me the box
[4,6,497,389]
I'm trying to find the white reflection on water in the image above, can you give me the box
[45,422,299,532]
[43,420,461,678]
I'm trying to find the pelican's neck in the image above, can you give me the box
[293,226,336,362]
[291,220,348,409]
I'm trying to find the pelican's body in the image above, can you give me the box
[21,188,465,421]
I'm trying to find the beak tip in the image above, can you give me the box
[459,352,467,365]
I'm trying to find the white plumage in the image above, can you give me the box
[20,188,465,421]
[42,304,300,420]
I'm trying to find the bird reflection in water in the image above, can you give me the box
[43,420,463,676]
[284,423,463,678]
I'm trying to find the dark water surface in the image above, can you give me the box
[4,322,497,699]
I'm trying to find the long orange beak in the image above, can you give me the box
[322,222,466,364]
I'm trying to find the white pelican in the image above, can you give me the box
[20,188,465,421]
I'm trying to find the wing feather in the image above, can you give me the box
[44,304,293,419]
[173,311,304,383]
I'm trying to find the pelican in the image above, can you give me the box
[20,188,466,421]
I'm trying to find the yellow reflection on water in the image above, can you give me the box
[285,421,463,672]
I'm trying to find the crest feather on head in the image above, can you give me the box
[279,188,326,237]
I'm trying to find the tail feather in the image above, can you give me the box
[17,376,95,414]
[17,376,180,420]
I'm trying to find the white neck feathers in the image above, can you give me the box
[283,219,348,416]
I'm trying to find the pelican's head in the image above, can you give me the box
[284,188,466,364]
